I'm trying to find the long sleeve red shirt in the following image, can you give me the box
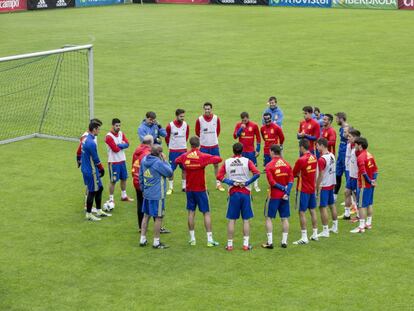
[357,149,378,189]
[265,157,294,199]
[293,152,318,194]
[233,121,261,153]
[260,123,285,155]
[175,148,222,192]
[298,119,320,152]
[131,144,151,190]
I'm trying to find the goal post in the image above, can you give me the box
[0,44,94,145]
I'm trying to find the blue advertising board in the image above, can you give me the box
[75,0,122,7]
[269,0,331,7]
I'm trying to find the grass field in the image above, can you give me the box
[1,4,414,311]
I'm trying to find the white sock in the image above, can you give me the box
[267,232,273,245]
[169,180,173,190]
[216,180,221,186]
[207,232,213,243]
[254,180,259,188]
[227,239,233,247]
[334,194,337,202]
[121,190,127,198]
[301,230,308,241]
[366,217,372,226]
[282,232,288,244]
[323,225,329,233]
[313,228,318,236]
[109,195,114,201]
[153,237,160,247]
[359,219,366,229]
[140,235,146,243]
[243,236,249,247]
[189,230,195,241]
[84,195,88,205]
[332,220,338,230]
[182,180,186,189]
[345,207,351,217]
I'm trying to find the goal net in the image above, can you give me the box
[0,45,94,145]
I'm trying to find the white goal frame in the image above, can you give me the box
[0,44,94,145]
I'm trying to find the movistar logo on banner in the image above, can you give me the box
[75,0,121,6]
[270,0,331,7]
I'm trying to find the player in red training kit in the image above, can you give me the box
[233,111,261,192]
[297,106,320,155]
[350,137,378,234]
[292,139,319,245]
[175,136,223,247]
[263,144,293,249]
[321,113,337,155]
[261,112,285,168]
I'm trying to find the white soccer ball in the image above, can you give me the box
[103,200,115,212]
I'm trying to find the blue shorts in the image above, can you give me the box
[242,151,257,166]
[186,191,210,213]
[357,187,374,208]
[319,189,335,208]
[169,151,186,171]
[200,147,220,157]
[108,162,128,183]
[83,172,102,192]
[227,192,253,220]
[346,177,358,192]
[336,152,346,177]
[142,198,165,217]
[345,170,350,181]
[265,198,290,218]
[296,192,317,212]
[263,154,272,167]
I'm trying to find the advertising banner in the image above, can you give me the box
[156,0,209,3]
[0,0,26,12]
[332,0,397,9]
[398,0,414,8]
[212,0,267,4]
[269,0,331,7]
[76,0,122,6]
[27,0,74,9]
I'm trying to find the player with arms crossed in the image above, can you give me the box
[292,139,319,245]
[105,118,134,209]
[261,96,284,127]
[217,143,260,251]
[233,112,261,192]
[76,118,102,212]
[81,120,111,221]
[165,109,189,195]
[175,136,222,247]
[195,102,224,191]
[261,112,285,167]
[262,144,293,249]
[315,138,338,238]
[297,106,320,156]
[139,145,173,249]
[350,137,378,233]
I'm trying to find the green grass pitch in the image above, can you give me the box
[1,4,414,310]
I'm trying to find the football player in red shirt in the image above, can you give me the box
[233,111,261,192]
[350,137,378,233]
[263,145,293,249]
[175,136,222,247]
[321,114,337,155]
[297,106,320,155]
[292,139,319,245]
[261,112,285,167]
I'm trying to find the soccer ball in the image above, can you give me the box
[102,200,115,212]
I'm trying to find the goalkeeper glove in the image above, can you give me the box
[97,163,105,177]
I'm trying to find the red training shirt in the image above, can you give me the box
[260,123,285,155]
[321,126,337,155]
[293,151,317,194]
[357,149,378,189]
[131,144,151,190]
[233,121,261,153]
[298,118,320,152]
[265,156,294,199]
